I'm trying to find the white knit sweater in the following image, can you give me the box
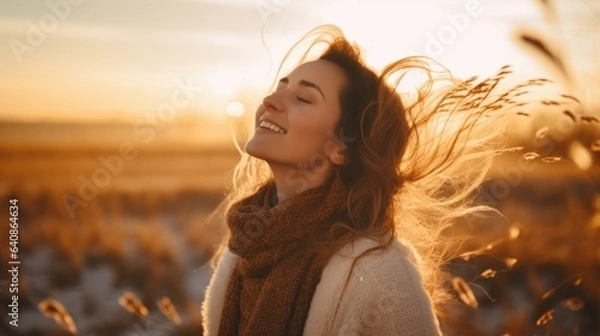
[202,237,442,335]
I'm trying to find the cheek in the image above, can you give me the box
[254,105,265,126]
[290,114,336,150]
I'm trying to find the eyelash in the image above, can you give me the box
[296,96,311,104]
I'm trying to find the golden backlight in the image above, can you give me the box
[0,2,599,335]
[0,0,597,125]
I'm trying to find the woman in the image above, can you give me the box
[201,25,552,335]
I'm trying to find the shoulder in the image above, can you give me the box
[326,237,426,291]
[306,237,442,336]
[349,238,425,289]
[334,237,430,305]
[344,239,433,312]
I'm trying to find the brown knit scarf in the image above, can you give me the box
[217,172,347,336]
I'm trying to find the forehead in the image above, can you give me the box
[286,60,347,93]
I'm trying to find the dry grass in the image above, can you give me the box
[0,182,225,335]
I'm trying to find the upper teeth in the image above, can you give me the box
[259,121,286,133]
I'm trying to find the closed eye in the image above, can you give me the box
[296,96,312,104]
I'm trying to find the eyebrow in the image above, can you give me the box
[279,77,326,101]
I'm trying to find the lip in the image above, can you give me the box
[255,127,284,135]
[257,117,288,133]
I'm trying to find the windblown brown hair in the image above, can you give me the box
[207,24,560,321]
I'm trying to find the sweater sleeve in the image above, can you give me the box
[331,243,442,336]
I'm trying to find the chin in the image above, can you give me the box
[246,143,292,168]
[245,140,268,161]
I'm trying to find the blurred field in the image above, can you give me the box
[0,120,238,335]
[0,120,599,335]
[0,0,598,333]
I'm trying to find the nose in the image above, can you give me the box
[263,93,285,113]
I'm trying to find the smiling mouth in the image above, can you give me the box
[258,120,287,134]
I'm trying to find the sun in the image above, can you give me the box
[226,101,246,118]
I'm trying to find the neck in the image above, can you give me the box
[269,162,336,204]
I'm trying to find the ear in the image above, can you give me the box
[328,145,346,166]
[325,129,348,166]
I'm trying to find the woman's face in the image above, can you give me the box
[246,60,347,170]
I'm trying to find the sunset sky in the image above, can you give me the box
[0,0,598,124]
